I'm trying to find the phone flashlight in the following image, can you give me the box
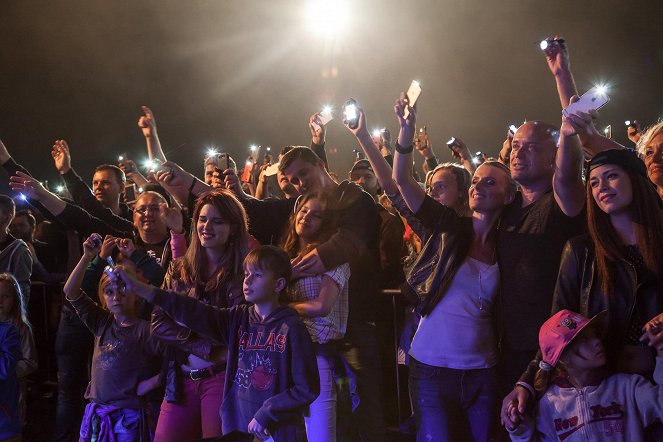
[118,155,124,162]
[249,145,258,152]
[446,137,457,150]
[625,120,631,126]
[343,99,359,129]
[372,129,381,138]
[540,40,549,50]
[55,185,65,193]
[472,152,485,165]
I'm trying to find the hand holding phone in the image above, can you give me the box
[404,80,422,119]
[562,86,610,118]
[343,99,359,130]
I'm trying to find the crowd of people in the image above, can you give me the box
[0,36,663,442]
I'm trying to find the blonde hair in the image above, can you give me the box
[0,273,31,334]
[636,121,663,158]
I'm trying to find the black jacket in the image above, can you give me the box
[519,234,663,387]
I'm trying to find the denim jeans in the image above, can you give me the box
[54,316,94,442]
[337,322,386,442]
[305,347,338,442]
[409,358,498,442]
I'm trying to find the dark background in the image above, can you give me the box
[1,0,661,191]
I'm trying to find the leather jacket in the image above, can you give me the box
[519,234,663,386]
[401,195,473,306]
[152,261,244,402]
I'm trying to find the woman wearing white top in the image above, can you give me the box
[389,93,517,442]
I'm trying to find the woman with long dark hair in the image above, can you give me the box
[152,189,249,442]
[281,191,350,442]
[502,148,663,432]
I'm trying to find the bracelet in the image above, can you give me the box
[515,381,535,398]
[395,142,414,154]
[188,177,196,194]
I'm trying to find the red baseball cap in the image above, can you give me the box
[539,309,606,369]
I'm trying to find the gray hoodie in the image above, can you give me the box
[0,236,33,306]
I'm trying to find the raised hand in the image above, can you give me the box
[82,234,103,260]
[51,139,72,174]
[394,92,416,147]
[561,97,596,138]
[542,36,570,77]
[115,237,136,257]
[498,133,513,166]
[138,106,158,139]
[160,203,184,234]
[448,137,472,161]
[309,112,326,145]
[99,235,118,260]
[627,120,642,144]
[154,161,190,188]
[342,105,369,138]
[9,171,49,200]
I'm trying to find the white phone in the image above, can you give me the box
[562,87,610,118]
[318,108,333,126]
[404,80,422,119]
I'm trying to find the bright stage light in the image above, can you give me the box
[372,129,381,138]
[306,0,349,37]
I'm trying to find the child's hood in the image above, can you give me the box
[248,305,298,325]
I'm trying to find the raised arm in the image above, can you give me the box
[138,106,167,163]
[392,93,426,213]
[342,106,399,196]
[553,98,586,217]
[309,112,329,170]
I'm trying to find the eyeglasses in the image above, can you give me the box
[134,205,161,215]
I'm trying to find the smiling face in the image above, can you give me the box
[468,164,514,213]
[588,164,633,216]
[295,197,326,241]
[643,132,663,188]
[196,203,232,250]
[93,170,124,208]
[428,169,462,208]
[133,193,168,237]
[282,157,327,196]
[510,122,557,185]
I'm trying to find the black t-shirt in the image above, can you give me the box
[497,190,586,352]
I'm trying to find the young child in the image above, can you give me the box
[0,273,37,431]
[64,234,163,442]
[108,245,319,442]
[506,309,663,441]
[0,321,20,442]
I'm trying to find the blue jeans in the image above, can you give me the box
[409,358,498,442]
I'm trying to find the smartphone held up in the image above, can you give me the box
[403,80,422,119]
[343,98,359,129]
[562,86,610,118]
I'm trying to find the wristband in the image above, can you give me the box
[395,142,414,154]
[515,381,535,399]
[188,177,197,194]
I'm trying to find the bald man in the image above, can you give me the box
[498,121,586,391]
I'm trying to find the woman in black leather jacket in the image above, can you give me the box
[503,148,663,429]
[151,190,249,442]
[390,92,517,442]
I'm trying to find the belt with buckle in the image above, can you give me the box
[186,363,227,381]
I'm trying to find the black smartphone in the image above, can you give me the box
[446,137,458,151]
[343,98,359,130]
